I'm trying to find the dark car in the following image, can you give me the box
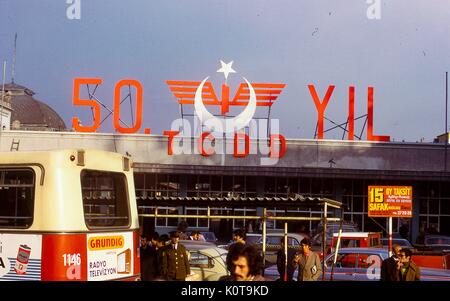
[264,247,450,281]
[415,235,450,253]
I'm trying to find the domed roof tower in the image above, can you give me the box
[2,83,66,131]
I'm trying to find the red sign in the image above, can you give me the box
[368,186,413,218]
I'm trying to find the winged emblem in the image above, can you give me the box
[166,80,286,116]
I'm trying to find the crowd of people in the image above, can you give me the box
[140,227,325,282]
[140,227,421,282]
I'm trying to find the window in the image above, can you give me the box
[81,170,129,228]
[328,253,357,268]
[340,239,360,248]
[232,208,256,229]
[189,252,212,268]
[246,177,257,197]
[186,207,209,228]
[155,207,179,227]
[0,169,35,228]
[357,254,382,269]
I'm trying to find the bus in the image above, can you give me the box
[0,149,140,281]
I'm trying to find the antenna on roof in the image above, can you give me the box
[12,33,17,84]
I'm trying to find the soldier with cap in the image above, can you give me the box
[161,231,191,281]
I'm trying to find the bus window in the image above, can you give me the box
[0,169,35,229]
[81,170,129,228]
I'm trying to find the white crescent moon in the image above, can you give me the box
[194,76,257,133]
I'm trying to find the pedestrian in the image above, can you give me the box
[156,234,170,278]
[292,238,322,281]
[246,221,254,233]
[380,244,402,281]
[161,231,191,281]
[397,248,420,281]
[220,244,265,281]
[226,229,247,273]
[177,220,189,240]
[276,237,296,281]
[146,232,161,280]
[139,235,152,281]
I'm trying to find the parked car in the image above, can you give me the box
[216,232,306,266]
[331,232,382,250]
[252,232,307,265]
[264,247,450,281]
[418,235,450,253]
[311,221,359,247]
[181,240,229,281]
[381,238,415,251]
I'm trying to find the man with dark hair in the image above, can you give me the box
[226,229,247,273]
[381,244,402,281]
[161,231,191,280]
[140,235,152,281]
[292,238,322,281]
[221,244,265,281]
[397,248,420,281]
[140,232,160,281]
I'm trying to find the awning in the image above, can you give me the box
[137,194,342,210]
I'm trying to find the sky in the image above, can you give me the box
[1,0,450,142]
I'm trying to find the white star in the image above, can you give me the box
[216,60,236,81]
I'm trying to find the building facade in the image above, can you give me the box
[1,130,449,243]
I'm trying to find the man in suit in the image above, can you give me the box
[292,238,322,281]
[140,233,160,281]
[397,248,420,281]
[380,244,402,281]
[277,237,296,281]
[161,231,191,281]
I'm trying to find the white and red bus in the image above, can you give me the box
[0,149,140,281]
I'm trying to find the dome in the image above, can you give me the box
[4,83,67,131]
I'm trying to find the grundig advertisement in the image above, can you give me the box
[87,232,133,281]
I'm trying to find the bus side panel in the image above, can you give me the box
[41,234,87,281]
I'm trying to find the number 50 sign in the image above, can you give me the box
[72,78,145,134]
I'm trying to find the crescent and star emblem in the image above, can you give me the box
[194,60,257,133]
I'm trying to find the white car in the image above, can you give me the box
[181,240,229,281]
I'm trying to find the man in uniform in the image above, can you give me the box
[161,231,191,280]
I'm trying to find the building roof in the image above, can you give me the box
[10,95,66,130]
[3,83,35,95]
[4,82,66,130]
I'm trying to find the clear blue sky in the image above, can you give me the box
[1,0,449,142]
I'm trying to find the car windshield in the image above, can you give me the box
[202,232,216,241]
[246,235,261,244]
